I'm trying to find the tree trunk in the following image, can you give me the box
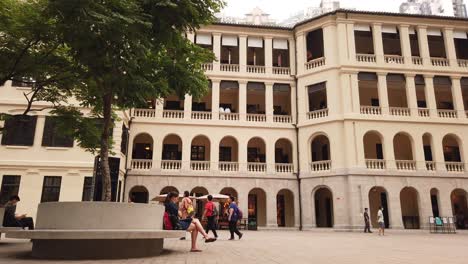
[100,92,113,201]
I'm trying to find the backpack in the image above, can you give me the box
[163,212,173,230]
[237,208,243,220]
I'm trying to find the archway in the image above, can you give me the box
[393,133,413,160]
[275,138,293,163]
[129,186,149,203]
[219,136,239,162]
[430,188,440,217]
[248,188,267,229]
[191,186,209,218]
[191,135,211,161]
[400,187,420,229]
[368,186,389,228]
[451,189,468,229]
[311,135,330,162]
[363,131,384,159]
[160,186,179,195]
[162,134,182,160]
[277,189,295,227]
[132,133,153,159]
[443,135,462,162]
[314,187,334,227]
[247,137,266,163]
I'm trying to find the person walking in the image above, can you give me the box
[179,191,194,220]
[203,195,218,238]
[377,207,385,236]
[228,196,243,240]
[363,208,372,233]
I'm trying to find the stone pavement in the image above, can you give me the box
[1,230,468,264]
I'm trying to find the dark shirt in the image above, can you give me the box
[165,201,178,216]
[3,204,21,227]
[364,211,370,222]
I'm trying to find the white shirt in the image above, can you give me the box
[225,108,231,113]
[377,209,384,223]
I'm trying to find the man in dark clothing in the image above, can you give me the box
[228,196,243,240]
[203,195,218,238]
[363,208,372,233]
[3,195,34,230]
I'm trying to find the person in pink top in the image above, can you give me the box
[179,191,193,220]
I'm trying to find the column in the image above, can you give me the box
[383,134,396,169]
[266,192,278,228]
[399,25,412,65]
[405,74,419,116]
[211,79,220,120]
[239,81,247,121]
[337,20,350,64]
[290,84,297,123]
[349,72,360,113]
[239,35,247,73]
[155,98,164,119]
[213,33,221,72]
[413,134,426,171]
[295,32,306,75]
[418,188,434,229]
[377,72,389,115]
[152,134,163,171]
[417,26,431,66]
[438,189,454,217]
[238,139,247,173]
[33,115,46,147]
[288,37,296,75]
[424,75,438,117]
[432,134,446,172]
[451,76,465,119]
[372,23,384,64]
[443,28,457,67]
[266,138,275,174]
[187,32,195,43]
[183,94,192,120]
[323,24,338,66]
[181,136,191,171]
[265,82,274,123]
[388,190,404,229]
[210,138,219,172]
[264,37,273,75]
[346,22,357,63]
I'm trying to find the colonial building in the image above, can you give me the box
[1,9,468,231]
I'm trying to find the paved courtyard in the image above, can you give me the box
[1,230,468,264]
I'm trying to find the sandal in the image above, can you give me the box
[205,237,216,243]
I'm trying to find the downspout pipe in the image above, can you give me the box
[293,44,303,231]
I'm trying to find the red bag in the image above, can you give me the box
[163,212,173,230]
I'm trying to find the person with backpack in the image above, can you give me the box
[228,196,243,240]
[203,195,218,238]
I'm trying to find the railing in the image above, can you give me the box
[131,159,152,170]
[246,113,266,122]
[412,56,423,65]
[219,112,239,121]
[219,162,239,172]
[202,63,213,71]
[360,106,382,115]
[395,160,416,171]
[310,160,331,172]
[438,109,457,118]
[246,65,266,74]
[247,162,266,172]
[162,110,184,119]
[431,57,449,67]
[305,57,326,70]
[356,54,376,63]
[425,161,436,171]
[191,111,212,120]
[161,160,182,170]
[273,67,291,75]
[445,162,465,172]
[384,55,404,64]
[418,108,430,117]
[307,108,328,119]
[273,115,292,123]
[133,109,155,118]
[365,159,386,169]
[275,163,294,173]
[190,161,210,171]
[458,59,468,68]
[390,107,411,116]
[220,64,240,72]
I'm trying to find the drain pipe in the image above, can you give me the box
[293,46,303,231]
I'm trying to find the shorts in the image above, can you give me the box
[378,222,385,228]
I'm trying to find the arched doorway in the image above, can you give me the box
[314,187,334,227]
[277,189,295,227]
[400,187,420,229]
[393,133,414,161]
[430,188,440,217]
[275,138,293,164]
[219,136,239,162]
[129,186,149,203]
[248,188,267,229]
[451,189,468,229]
[191,186,209,218]
[368,187,389,228]
[162,134,182,162]
[160,186,179,195]
[132,133,153,160]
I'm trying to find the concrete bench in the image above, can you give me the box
[5,202,184,259]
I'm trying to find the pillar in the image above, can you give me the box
[266,192,278,228]
[377,72,389,115]
[152,134,163,171]
[183,94,192,120]
[417,26,431,66]
[288,37,296,75]
[412,134,426,171]
[323,24,338,66]
[383,133,396,169]
[210,138,219,172]
[181,136,191,171]
[265,82,274,123]
[155,98,164,119]
[239,81,247,122]
[432,133,447,172]
[265,37,273,75]
[238,138,247,172]
[388,189,404,229]
[337,20,350,64]
[211,79,220,120]
[451,77,465,119]
[349,72,360,113]
[346,22,357,63]
[295,32,306,75]
[187,32,195,43]
[33,115,46,147]
[239,35,247,73]
[424,75,438,117]
[443,28,457,67]
[399,25,412,65]
[213,33,221,72]
[290,84,297,123]
[372,23,384,64]
[405,74,419,116]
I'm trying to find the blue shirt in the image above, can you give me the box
[229,203,239,222]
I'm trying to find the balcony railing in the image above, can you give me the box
[161,160,181,170]
[220,64,240,72]
[273,67,291,75]
[163,110,184,119]
[445,162,465,172]
[202,63,213,71]
[356,54,376,63]
[425,161,436,171]
[246,113,266,122]
[191,111,212,120]
[307,108,328,119]
[418,108,430,117]
[275,163,294,173]
[246,65,266,74]
[390,107,411,116]
[133,109,155,118]
[459,59,468,68]
[438,109,457,118]
[219,162,239,172]
[384,55,404,64]
[131,159,152,170]
[360,106,382,115]
[412,56,423,65]
[248,162,266,172]
[431,57,449,67]
[191,161,210,171]
[219,112,239,121]
[273,115,292,123]
[310,160,331,172]
[305,57,326,70]
[395,160,416,171]
[365,159,386,169]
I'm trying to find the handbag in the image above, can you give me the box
[169,214,182,230]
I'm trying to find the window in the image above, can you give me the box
[162,144,180,160]
[42,117,74,147]
[41,176,62,203]
[0,175,21,205]
[120,125,129,155]
[219,147,232,162]
[82,177,93,201]
[1,115,37,146]
[191,146,205,161]
[165,101,181,110]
